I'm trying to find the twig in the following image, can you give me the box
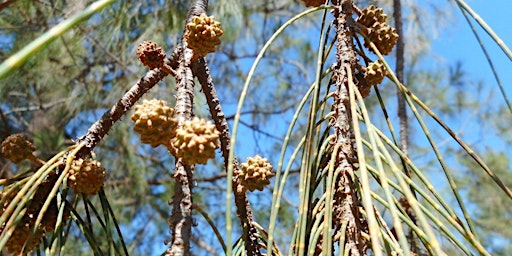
[73,36,181,159]
[165,1,208,255]
[330,1,368,255]
[191,58,230,166]
[191,235,220,256]
[192,57,262,256]
[75,64,176,158]
[393,0,409,157]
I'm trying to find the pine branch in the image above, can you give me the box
[0,0,18,12]
[192,57,262,256]
[166,46,196,256]
[167,160,194,256]
[191,58,230,167]
[75,61,177,158]
[393,0,409,159]
[165,1,208,255]
[330,1,368,255]
[185,0,209,23]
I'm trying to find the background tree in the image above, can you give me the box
[0,0,511,255]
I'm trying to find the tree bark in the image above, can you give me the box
[393,0,409,158]
[330,1,368,255]
[193,57,262,255]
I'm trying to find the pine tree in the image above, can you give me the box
[0,0,511,255]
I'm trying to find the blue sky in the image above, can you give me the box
[2,1,511,254]
[432,0,512,105]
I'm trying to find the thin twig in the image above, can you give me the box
[165,1,208,255]
[330,1,368,255]
[191,58,230,167]
[166,46,196,256]
[75,64,176,158]
[192,57,262,256]
[393,0,409,158]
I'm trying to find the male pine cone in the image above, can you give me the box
[68,158,106,195]
[131,99,178,148]
[237,155,275,192]
[358,60,386,98]
[184,13,223,58]
[136,40,166,69]
[364,61,386,86]
[172,117,220,165]
[356,5,399,55]
[1,133,36,163]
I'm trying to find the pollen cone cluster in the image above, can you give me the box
[68,158,106,195]
[136,40,166,69]
[237,155,275,192]
[365,60,386,85]
[1,134,36,163]
[172,117,220,165]
[356,5,399,55]
[131,99,178,148]
[185,13,223,57]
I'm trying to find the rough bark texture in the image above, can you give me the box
[165,45,196,256]
[173,48,195,126]
[191,58,231,165]
[192,57,262,256]
[166,160,194,256]
[330,1,368,255]
[185,0,208,24]
[75,64,176,158]
[393,0,409,157]
[165,1,208,255]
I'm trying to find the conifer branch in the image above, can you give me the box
[191,58,230,163]
[75,62,177,158]
[185,0,208,23]
[393,0,408,158]
[165,1,208,255]
[192,57,262,256]
[330,1,368,255]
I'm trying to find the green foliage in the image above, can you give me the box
[0,0,511,255]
